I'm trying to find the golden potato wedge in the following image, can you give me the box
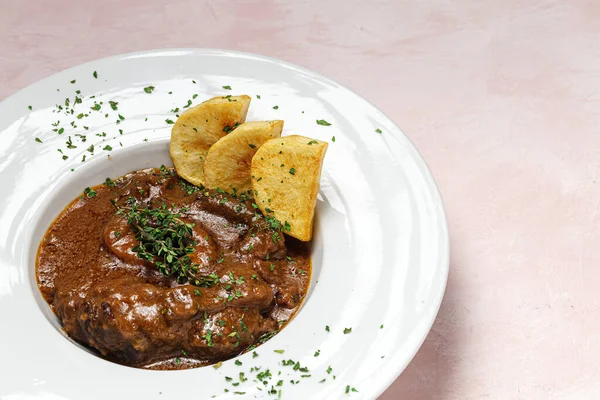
[251,135,328,241]
[170,95,251,186]
[204,120,284,193]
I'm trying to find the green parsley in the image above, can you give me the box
[343,327,352,334]
[273,349,285,354]
[325,325,330,332]
[289,168,295,175]
[143,86,155,93]
[165,119,174,124]
[248,144,256,148]
[222,85,232,90]
[35,137,42,143]
[314,349,320,357]
[103,145,112,151]
[316,119,331,126]
[70,80,76,84]
[308,140,318,145]
[83,187,97,198]
[256,95,261,99]
[93,71,98,79]
[273,105,279,110]
[332,136,336,142]
[376,128,382,134]
[28,105,32,111]
[235,360,242,366]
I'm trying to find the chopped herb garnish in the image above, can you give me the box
[343,327,352,334]
[316,119,331,126]
[332,136,336,142]
[28,105,32,111]
[273,349,284,354]
[314,349,320,357]
[83,187,97,198]
[143,86,155,93]
[325,325,330,332]
[104,178,115,187]
[103,145,112,151]
[256,95,261,99]
[222,85,232,90]
[35,137,42,143]
[289,168,295,175]
[272,105,279,110]
[165,119,174,124]
[109,101,118,110]
[235,360,242,366]
[308,140,318,145]
[70,80,76,84]
[248,144,256,148]
[93,71,98,79]
[376,128,382,134]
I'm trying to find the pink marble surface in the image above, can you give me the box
[2,0,600,398]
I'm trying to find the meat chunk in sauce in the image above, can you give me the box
[36,168,310,369]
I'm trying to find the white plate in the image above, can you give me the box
[0,49,448,399]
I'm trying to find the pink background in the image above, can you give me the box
[2,1,599,398]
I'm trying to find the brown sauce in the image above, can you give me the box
[36,168,311,369]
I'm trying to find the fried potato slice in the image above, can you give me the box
[251,135,328,241]
[170,95,251,186]
[204,120,284,193]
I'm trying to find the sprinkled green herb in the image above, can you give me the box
[91,103,101,111]
[83,187,97,198]
[103,145,112,151]
[332,136,336,142]
[77,113,84,119]
[273,105,279,110]
[308,140,318,145]
[222,85,232,90]
[109,101,118,111]
[252,351,259,358]
[70,80,76,84]
[235,360,242,366]
[327,366,332,374]
[325,325,330,332]
[274,349,284,354]
[66,137,76,149]
[343,327,352,334]
[314,349,320,357]
[380,324,384,329]
[114,231,121,238]
[165,119,174,124]
[289,168,295,175]
[376,128,382,134]
[256,95,261,99]
[248,144,256,148]
[62,155,68,160]
[93,71,98,79]
[194,289,201,296]
[143,86,155,93]
[35,137,42,143]
[28,105,32,111]
[316,119,331,126]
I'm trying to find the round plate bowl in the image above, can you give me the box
[0,49,448,399]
